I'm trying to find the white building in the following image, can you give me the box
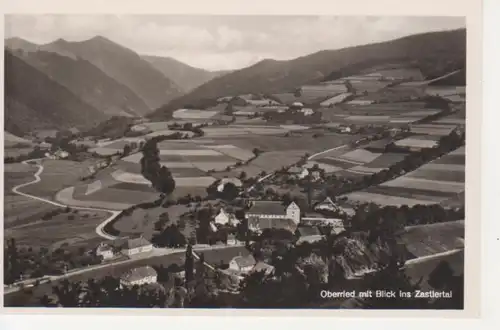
[120,266,157,287]
[95,243,114,260]
[214,208,238,226]
[314,197,340,212]
[288,166,309,179]
[229,255,256,274]
[121,236,153,256]
[246,201,301,233]
[227,234,238,246]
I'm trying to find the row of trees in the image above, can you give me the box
[140,136,176,197]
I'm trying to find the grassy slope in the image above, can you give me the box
[4,50,107,135]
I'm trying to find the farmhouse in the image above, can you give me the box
[288,166,309,179]
[229,254,256,273]
[246,201,301,233]
[121,236,153,256]
[252,261,275,275]
[227,234,239,246]
[95,243,115,260]
[120,266,158,287]
[300,108,314,116]
[214,208,238,226]
[296,226,324,245]
[314,197,341,212]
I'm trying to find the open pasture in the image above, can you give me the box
[5,209,109,249]
[172,109,219,120]
[394,137,439,149]
[400,220,464,258]
[342,191,437,207]
[250,150,308,172]
[70,185,159,209]
[339,149,382,163]
[409,124,457,136]
[21,159,95,200]
[362,152,408,169]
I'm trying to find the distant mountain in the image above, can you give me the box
[8,47,152,117]
[39,36,184,110]
[4,49,107,135]
[4,37,38,52]
[142,55,230,93]
[150,29,466,119]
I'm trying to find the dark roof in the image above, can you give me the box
[123,236,152,250]
[247,201,287,216]
[297,226,321,237]
[231,255,256,268]
[249,217,298,232]
[120,266,157,282]
[252,262,275,274]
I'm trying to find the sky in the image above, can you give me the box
[4,15,465,71]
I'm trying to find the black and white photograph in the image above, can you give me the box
[2,13,469,310]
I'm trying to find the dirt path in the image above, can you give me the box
[11,159,119,240]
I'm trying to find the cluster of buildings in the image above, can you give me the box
[213,198,346,240]
[95,236,153,261]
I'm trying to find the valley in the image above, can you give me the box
[3,27,466,309]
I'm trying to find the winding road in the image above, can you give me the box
[12,159,119,240]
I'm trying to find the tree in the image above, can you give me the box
[221,182,239,201]
[122,144,131,156]
[156,166,176,196]
[239,171,247,180]
[185,244,194,288]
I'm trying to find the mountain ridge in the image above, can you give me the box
[149,28,466,119]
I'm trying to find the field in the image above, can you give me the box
[319,101,441,125]
[4,162,61,228]
[172,109,219,120]
[5,209,109,249]
[310,140,408,177]
[409,124,458,136]
[399,220,464,258]
[111,204,192,240]
[341,146,465,206]
[21,159,95,200]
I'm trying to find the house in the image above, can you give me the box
[246,201,301,233]
[214,208,239,226]
[44,152,56,160]
[291,102,304,109]
[251,261,275,275]
[314,197,341,212]
[120,266,157,287]
[39,142,52,150]
[229,254,256,273]
[300,108,314,116]
[121,236,153,256]
[95,242,115,260]
[288,166,309,179]
[55,150,69,159]
[295,226,324,245]
[340,126,352,133]
[227,234,238,246]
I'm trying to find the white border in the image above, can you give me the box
[0,0,494,327]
